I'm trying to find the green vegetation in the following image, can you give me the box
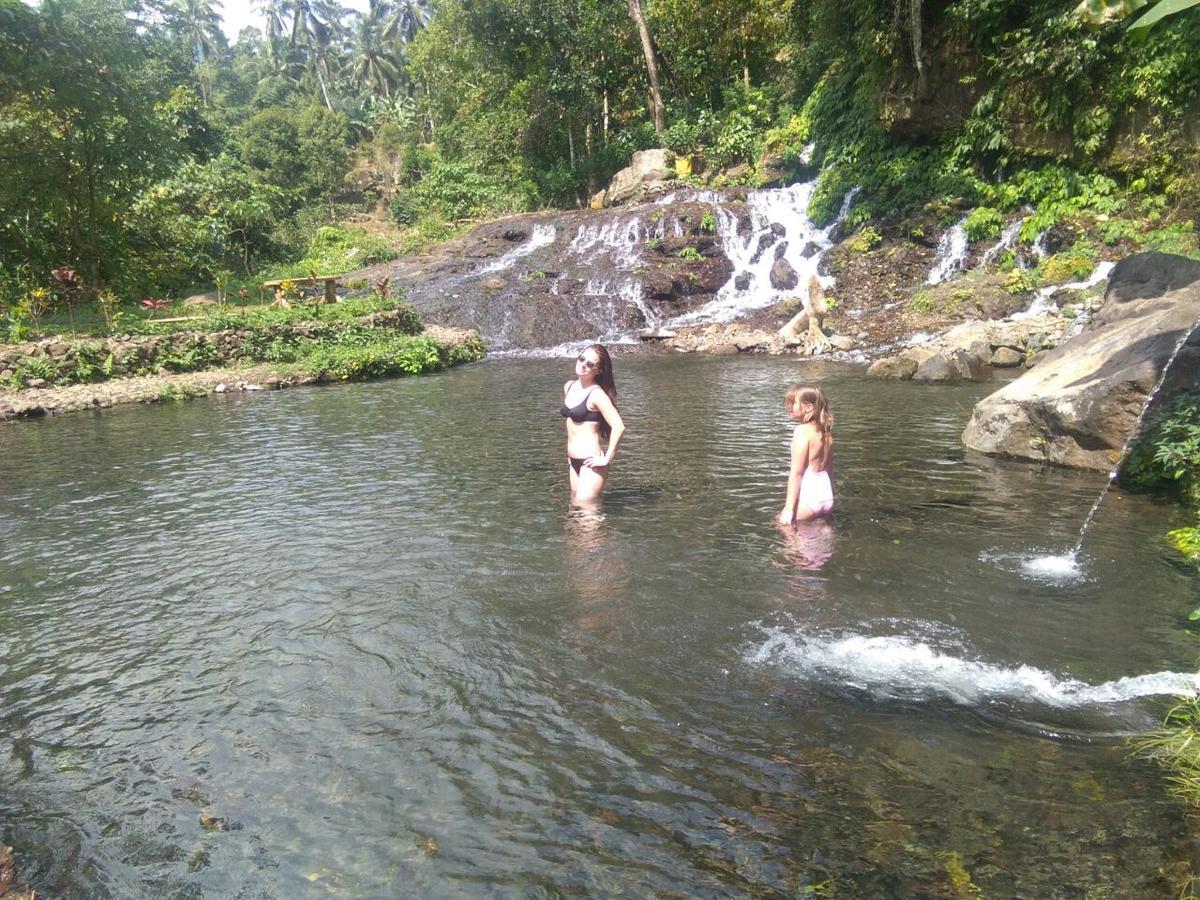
[677,247,705,261]
[1040,241,1100,283]
[0,293,483,390]
[1125,395,1200,506]
[963,208,1004,243]
[847,226,882,254]
[4,0,1199,329]
[1126,392,1200,807]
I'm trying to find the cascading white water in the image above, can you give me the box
[569,218,642,269]
[926,216,970,285]
[583,278,658,329]
[749,627,1200,707]
[1014,260,1115,319]
[1031,229,1051,259]
[980,219,1023,267]
[667,181,858,326]
[479,223,556,274]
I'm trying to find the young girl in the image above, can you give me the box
[778,383,834,525]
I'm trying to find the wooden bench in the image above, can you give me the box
[259,275,341,307]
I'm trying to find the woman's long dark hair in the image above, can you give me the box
[587,343,617,439]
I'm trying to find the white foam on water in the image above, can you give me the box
[979,548,1087,584]
[1020,553,1082,579]
[926,216,970,285]
[748,628,1200,708]
[479,223,556,274]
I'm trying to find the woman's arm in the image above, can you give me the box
[587,391,625,467]
[779,426,810,524]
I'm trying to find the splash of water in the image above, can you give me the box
[749,628,1200,707]
[926,216,970,285]
[479,223,556,274]
[667,182,858,326]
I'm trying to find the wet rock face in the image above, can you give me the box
[354,194,748,350]
[962,252,1200,470]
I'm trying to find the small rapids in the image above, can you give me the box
[749,628,1200,708]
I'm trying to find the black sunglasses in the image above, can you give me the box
[576,354,598,369]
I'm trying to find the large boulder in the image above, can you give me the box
[603,149,674,206]
[962,252,1200,470]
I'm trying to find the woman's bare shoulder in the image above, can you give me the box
[563,379,575,396]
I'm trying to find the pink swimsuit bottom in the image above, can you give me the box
[799,469,834,515]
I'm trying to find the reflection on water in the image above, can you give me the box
[1,354,1198,897]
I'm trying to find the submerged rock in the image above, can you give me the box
[962,252,1200,470]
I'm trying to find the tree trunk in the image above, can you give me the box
[910,0,927,99]
[317,66,333,110]
[626,0,665,137]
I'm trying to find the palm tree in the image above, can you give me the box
[381,0,429,47]
[256,0,289,62]
[350,8,400,99]
[281,0,348,109]
[172,0,222,105]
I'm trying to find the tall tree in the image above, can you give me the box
[282,0,348,109]
[626,0,664,137]
[351,4,402,99]
[170,0,222,105]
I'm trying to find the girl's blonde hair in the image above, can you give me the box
[786,383,833,437]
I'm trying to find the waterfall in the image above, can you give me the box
[569,218,643,269]
[1031,229,1051,260]
[926,216,969,285]
[1014,260,1115,320]
[980,219,1022,267]
[583,278,658,329]
[479,223,556,274]
[666,181,858,326]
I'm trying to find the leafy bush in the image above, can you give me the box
[285,226,398,276]
[1168,525,1200,562]
[1040,241,1098,283]
[847,226,881,253]
[412,158,522,221]
[1142,223,1200,257]
[1005,269,1039,294]
[964,207,1003,243]
[1124,394,1200,506]
[300,333,445,380]
[677,247,704,261]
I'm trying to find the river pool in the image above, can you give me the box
[2,354,1198,897]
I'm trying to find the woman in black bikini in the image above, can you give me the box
[561,343,625,504]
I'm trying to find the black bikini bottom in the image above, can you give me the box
[569,456,587,475]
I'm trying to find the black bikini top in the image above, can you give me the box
[560,385,603,424]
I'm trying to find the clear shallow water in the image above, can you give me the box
[1,354,1198,897]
